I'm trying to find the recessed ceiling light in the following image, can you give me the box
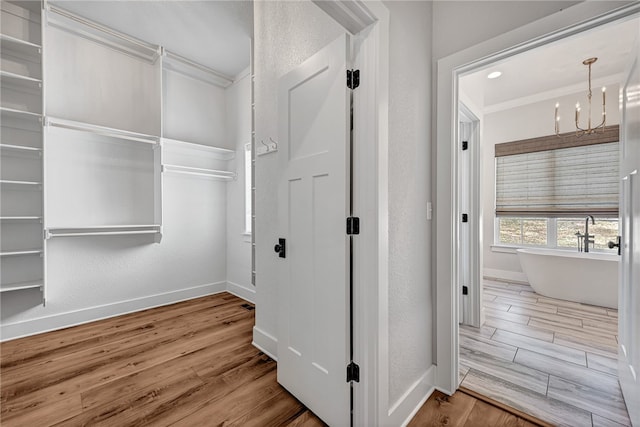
[487,71,502,79]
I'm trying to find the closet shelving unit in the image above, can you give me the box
[43,6,163,240]
[44,117,162,238]
[160,50,236,181]
[161,138,236,181]
[45,4,160,63]
[0,0,45,298]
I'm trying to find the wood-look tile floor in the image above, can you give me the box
[0,293,325,426]
[459,279,631,427]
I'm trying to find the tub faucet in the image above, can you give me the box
[584,215,595,252]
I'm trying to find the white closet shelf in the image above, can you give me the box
[46,5,159,64]
[1,280,43,293]
[0,249,43,257]
[0,33,42,58]
[0,106,42,121]
[46,117,159,146]
[162,50,233,88]
[0,216,42,221]
[0,179,42,186]
[0,70,43,92]
[45,225,162,238]
[161,164,236,181]
[0,143,42,153]
[162,138,235,160]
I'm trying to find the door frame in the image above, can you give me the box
[436,2,640,393]
[458,103,482,328]
[312,1,390,425]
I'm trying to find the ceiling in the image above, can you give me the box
[51,0,252,78]
[460,17,639,112]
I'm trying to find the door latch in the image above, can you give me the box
[274,238,286,258]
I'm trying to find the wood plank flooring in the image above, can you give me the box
[460,279,631,427]
[0,293,324,426]
[408,388,548,427]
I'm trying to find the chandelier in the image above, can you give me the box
[555,57,606,137]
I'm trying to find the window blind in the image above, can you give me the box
[495,141,619,217]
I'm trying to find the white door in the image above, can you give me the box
[618,29,640,427]
[277,34,351,427]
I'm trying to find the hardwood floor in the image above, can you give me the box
[0,293,324,426]
[409,388,550,427]
[460,279,631,427]
[0,291,556,426]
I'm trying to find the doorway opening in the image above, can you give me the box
[455,13,638,426]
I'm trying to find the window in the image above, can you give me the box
[495,126,619,251]
[497,216,618,251]
[498,217,548,246]
[245,143,252,234]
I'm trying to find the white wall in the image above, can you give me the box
[225,72,254,302]
[384,0,434,408]
[481,87,621,276]
[163,70,229,149]
[432,1,582,60]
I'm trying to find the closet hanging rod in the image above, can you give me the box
[45,117,159,145]
[47,230,160,238]
[46,5,160,63]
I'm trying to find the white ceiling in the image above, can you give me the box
[51,0,252,78]
[461,17,639,112]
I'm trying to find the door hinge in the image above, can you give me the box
[346,361,360,382]
[462,286,468,295]
[346,217,360,235]
[462,140,468,150]
[347,69,360,90]
[462,213,468,223]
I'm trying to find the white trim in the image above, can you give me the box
[252,326,278,361]
[0,281,226,341]
[483,268,528,284]
[490,245,519,254]
[436,1,640,394]
[386,365,436,427]
[226,281,255,304]
[311,0,376,35]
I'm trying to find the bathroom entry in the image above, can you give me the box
[455,13,639,426]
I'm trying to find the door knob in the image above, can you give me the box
[274,238,286,258]
[607,236,621,255]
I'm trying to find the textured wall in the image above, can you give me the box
[384,0,434,406]
[432,1,581,60]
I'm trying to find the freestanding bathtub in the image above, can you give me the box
[516,248,619,309]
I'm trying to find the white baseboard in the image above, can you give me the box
[226,281,255,304]
[483,268,528,284]
[1,281,227,341]
[386,365,436,427]
[252,326,278,361]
